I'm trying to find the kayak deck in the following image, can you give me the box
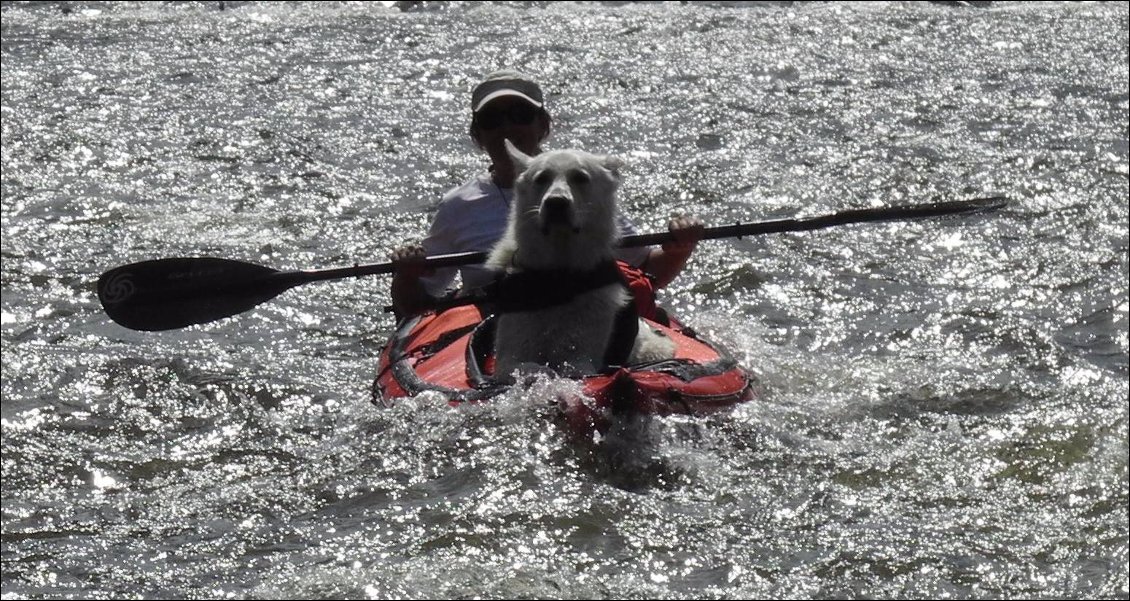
[373,304,756,432]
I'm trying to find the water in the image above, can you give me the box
[2,1,1127,598]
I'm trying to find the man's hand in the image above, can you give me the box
[390,245,435,319]
[390,244,434,278]
[662,214,705,255]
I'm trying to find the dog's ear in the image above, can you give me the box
[600,154,625,178]
[504,139,532,173]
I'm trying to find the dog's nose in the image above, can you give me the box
[540,195,572,224]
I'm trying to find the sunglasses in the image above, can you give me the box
[474,103,541,130]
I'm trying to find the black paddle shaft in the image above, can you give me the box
[97,196,1007,331]
[620,196,1009,247]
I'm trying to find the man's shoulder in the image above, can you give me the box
[433,173,499,229]
[439,172,494,205]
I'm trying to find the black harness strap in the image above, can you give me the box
[602,299,639,368]
[456,259,642,370]
[489,259,626,314]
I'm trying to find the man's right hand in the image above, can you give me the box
[390,245,433,279]
[390,245,435,319]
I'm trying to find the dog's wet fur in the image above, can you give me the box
[487,141,675,380]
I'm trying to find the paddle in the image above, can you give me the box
[98,196,1007,331]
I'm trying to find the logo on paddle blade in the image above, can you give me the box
[99,271,136,305]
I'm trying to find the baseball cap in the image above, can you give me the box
[471,70,544,113]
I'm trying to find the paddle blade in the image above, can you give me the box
[97,258,301,331]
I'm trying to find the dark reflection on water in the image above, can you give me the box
[2,1,1127,599]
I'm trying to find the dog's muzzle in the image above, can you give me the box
[539,196,578,233]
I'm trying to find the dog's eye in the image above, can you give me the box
[533,171,551,186]
[568,170,590,185]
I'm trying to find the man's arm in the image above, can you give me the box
[643,215,705,289]
[389,246,435,319]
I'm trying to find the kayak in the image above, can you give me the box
[372,304,757,434]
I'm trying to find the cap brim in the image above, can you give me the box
[473,89,543,113]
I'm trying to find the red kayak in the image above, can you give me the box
[372,303,757,434]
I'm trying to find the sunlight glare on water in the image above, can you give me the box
[2,1,1127,599]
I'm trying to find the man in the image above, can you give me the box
[390,70,702,318]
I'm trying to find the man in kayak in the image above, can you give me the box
[390,70,703,318]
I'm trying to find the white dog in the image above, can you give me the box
[486,141,675,379]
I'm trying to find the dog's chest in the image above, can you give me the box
[494,283,629,358]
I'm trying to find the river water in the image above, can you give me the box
[2,1,1127,599]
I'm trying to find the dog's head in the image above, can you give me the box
[505,140,624,242]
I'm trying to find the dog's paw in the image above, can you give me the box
[628,321,677,364]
